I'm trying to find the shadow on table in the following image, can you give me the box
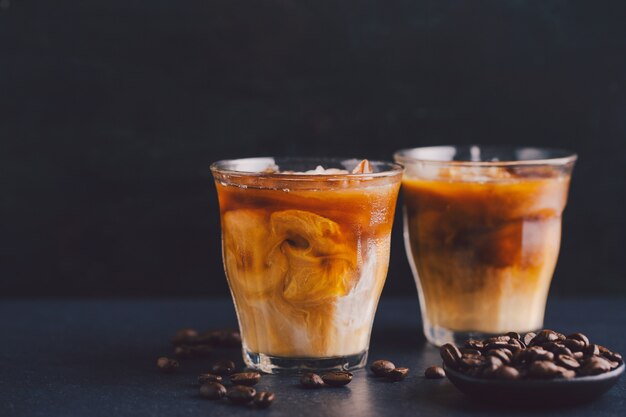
[411,379,601,414]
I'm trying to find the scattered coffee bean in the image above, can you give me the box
[424,366,445,379]
[230,372,261,386]
[300,372,325,389]
[321,371,353,386]
[370,359,395,376]
[175,344,212,359]
[211,359,236,376]
[171,328,198,346]
[440,343,462,369]
[386,367,409,382]
[199,382,226,400]
[156,357,179,373]
[439,330,622,381]
[227,385,256,404]
[198,373,222,384]
[206,329,242,348]
[253,391,275,408]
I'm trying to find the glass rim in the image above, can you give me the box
[394,146,577,167]
[210,157,404,181]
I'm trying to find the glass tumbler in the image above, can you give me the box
[211,157,402,372]
[394,146,576,346]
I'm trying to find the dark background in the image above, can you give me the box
[1,0,625,297]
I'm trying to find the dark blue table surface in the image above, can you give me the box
[1,297,625,417]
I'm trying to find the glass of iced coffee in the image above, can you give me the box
[394,146,576,346]
[211,157,402,373]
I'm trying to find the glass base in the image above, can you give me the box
[243,349,368,374]
[423,320,541,347]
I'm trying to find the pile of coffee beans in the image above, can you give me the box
[157,328,276,409]
[299,371,353,388]
[370,359,410,382]
[439,330,623,380]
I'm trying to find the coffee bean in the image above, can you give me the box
[156,357,179,373]
[230,372,261,386]
[484,335,511,344]
[172,328,198,346]
[555,366,576,379]
[198,373,222,384]
[175,344,212,359]
[227,385,256,404]
[567,333,589,347]
[494,366,520,380]
[253,391,275,409]
[484,342,510,351]
[507,338,524,352]
[386,367,409,382]
[460,348,482,356]
[464,340,484,350]
[523,332,537,346]
[579,356,613,376]
[506,331,521,340]
[527,347,554,362]
[321,371,353,386]
[211,359,236,376]
[211,329,242,348]
[532,330,560,346]
[460,355,485,369]
[572,351,584,360]
[584,343,600,357]
[556,354,580,370]
[486,349,511,364]
[424,366,445,379]
[300,372,324,388]
[602,351,623,364]
[199,382,226,400]
[481,355,505,377]
[563,338,586,352]
[440,343,462,369]
[174,345,194,359]
[551,344,574,357]
[370,359,395,376]
[528,360,560,379]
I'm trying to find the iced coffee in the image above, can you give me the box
[211,157,402,372]
[395,146,576,346]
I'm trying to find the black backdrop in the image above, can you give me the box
[2,1,625,297]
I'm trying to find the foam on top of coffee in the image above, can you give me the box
[266,159,373,175]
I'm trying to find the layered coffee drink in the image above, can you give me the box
[395,147,576,345]
[211,158,402,372]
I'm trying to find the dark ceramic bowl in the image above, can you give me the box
[444,363,624,406]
